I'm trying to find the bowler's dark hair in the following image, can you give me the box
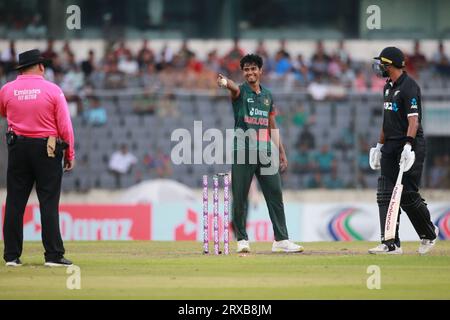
[240,54,263,70]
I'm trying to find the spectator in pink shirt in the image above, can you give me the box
[0,49,75,267]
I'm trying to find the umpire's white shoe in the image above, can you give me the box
[418,226,439,255]
[368,243,403,255]
[5,258,22,267]
[237,240,250,253]
[272,240,304,253]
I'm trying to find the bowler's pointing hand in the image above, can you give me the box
[217,74,228,88]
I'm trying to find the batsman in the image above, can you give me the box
[369,47,438,255]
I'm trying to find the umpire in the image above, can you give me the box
[0,49,75,267]
[369,47,438,255]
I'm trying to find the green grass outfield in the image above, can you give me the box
[0,241,449,300]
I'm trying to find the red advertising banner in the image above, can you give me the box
[1,204,152,241]
[173,208,274,242]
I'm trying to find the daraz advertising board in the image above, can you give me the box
[1,203,449,242]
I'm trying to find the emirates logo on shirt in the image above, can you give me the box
[14,89,41,101]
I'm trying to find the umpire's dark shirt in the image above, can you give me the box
[382,72,424,142]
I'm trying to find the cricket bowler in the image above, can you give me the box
[217,54,303,253]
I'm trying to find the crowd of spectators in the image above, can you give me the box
[105,143,172,189]
[2,39,450,96]
[1,39,449,125]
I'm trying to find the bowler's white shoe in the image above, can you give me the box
[368,243,403,255]
[418,226,439,255]
[272,240,304,253]
[237,240,250,253]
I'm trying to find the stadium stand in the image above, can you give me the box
[1,39,449,191]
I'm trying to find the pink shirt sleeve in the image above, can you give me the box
[0,86,5,118]
[53,87,75,161]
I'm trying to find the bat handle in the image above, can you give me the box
[396,162,405,185]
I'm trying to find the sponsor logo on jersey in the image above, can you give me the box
[394,90,401,97]
[411,98,418,109]
[244,116,269,126]
[14,88,41,101]
[249,107,268,117]
[384,102,398,112]
[247,98,255,103]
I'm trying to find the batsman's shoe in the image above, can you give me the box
[44,257,73,267]
[5,258,22,267]
[236,240,251,253]
[368,243,403,255]
[272,240,304,253]
[418,226,439,255]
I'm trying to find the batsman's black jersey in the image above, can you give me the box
[382,72,424,141]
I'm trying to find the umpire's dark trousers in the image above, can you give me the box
[3,137,65,262]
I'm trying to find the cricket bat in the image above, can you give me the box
[384,163,405,241]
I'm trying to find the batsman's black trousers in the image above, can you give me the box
[3,137,65,262]
[380,137,435,241]
[381,138,425,192]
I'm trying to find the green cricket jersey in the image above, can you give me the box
[232,82,275,151]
